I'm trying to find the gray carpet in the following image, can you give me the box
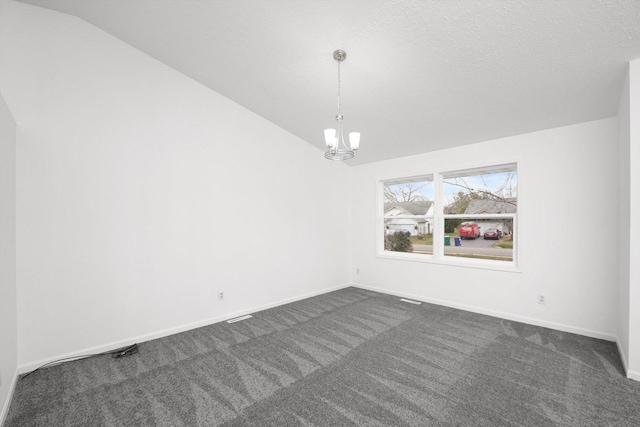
[5,287,640,426]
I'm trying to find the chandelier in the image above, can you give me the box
[324,49,360,161]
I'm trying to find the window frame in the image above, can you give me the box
[377,163,520,272]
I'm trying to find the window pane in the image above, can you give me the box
[383,225,433,255]
[443,218,514,262]
[443,166,517,214]
[383,177,434,256]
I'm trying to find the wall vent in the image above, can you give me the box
[227,314,252,323]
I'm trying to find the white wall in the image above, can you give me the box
[0,0,634,383]
[0,1,350,368]
[0,90,17,423]
[351,118,619,339]
[628,58,640,379]
[618,66,631,374]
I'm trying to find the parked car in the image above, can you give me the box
[459,222,480,239]
[483,228,503,240]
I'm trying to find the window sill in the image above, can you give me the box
[377,251,522,273]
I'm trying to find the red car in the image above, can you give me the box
[483,228,503,240]
[459,222,480,239]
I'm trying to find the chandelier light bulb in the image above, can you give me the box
[349,132,360,150]
[324,128,337,148]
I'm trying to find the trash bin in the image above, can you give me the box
[444,236,451,246]
[454,237,461,246]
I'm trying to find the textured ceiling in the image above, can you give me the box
[16,0,640,165]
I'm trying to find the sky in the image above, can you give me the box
[443,171,517,205]
[386,171,517,206]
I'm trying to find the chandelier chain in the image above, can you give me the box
[337,59,341,116]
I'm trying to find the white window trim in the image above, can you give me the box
[377,165,520,273]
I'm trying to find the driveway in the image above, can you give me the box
[455,236,500,248]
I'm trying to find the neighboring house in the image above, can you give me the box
[463,199,517,235]
[384,201,434,236]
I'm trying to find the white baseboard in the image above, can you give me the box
[627,369,640,382]
[19,281,631,382]
[614,337,640,382]
[352,283,617,342]
[616,337,630,375]
[0,367,19,427]
[18,283,352,374]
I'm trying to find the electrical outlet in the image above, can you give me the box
[538,294,546,304]
[356,268,360,275]
[218,291,224,301]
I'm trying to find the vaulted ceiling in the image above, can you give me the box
[17,0,640,165]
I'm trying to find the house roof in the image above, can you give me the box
[386,218,420,226]
[384,201,433,215]
[464,199,517,215]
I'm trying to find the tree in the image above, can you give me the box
[384,231,413,252]
[384,182,428,203]
[443,172,517,208]
[444,218,462,233]
[445,191,478,214]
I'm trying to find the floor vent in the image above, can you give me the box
[227,314,252,323]
[400,298,422,305]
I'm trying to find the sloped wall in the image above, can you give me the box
[0,1,351,367]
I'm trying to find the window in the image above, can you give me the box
[382,176,434,255]
[379,164,518,269]
[442,165,517,263]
